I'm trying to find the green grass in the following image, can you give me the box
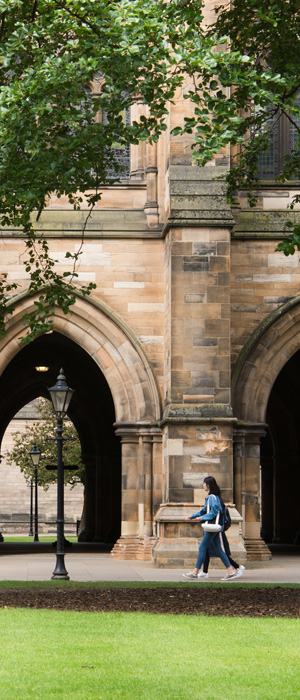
[0,580,299,589]
[2,536,78,542]
[0,609,298,699]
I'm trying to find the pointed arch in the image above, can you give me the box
[232,295,300,422]
[0,290,161,424]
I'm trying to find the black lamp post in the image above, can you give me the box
[28,478,33,537]
[0,455,3,543]
[48,368,74,580]
[29,444,41,543]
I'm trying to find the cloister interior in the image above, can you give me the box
[0,331,121,545]
[260,349,300,547]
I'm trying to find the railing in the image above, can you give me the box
[0,520,78,535]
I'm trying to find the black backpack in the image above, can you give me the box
[224,507,231,532]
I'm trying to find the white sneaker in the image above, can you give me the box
[182,572,198,579]
[235,565,245,578]
[198,572,209,580]
[221,572,238,581]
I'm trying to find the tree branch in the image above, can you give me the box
[0,12,6,42]
[31,1,38,22]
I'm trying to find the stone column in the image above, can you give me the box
[162,165,236,500]
[152,430,163,523]
[150,164,245,566]
[130,101,146,180]
[233,423,271,560]
[233,430,244,520]
[111,423,162,559]
[117,429,140,537]
[140,433,153,536]
[78,455,96,542]
[144,138,159,228]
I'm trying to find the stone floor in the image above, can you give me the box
[0,550,298,582]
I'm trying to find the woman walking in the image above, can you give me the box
[183,476,238,581]
[199,530,245,580]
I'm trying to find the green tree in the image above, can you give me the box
[0,0,300,340]
[0,0,205,339]
[6,398,84,489]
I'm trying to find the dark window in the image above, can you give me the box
[102,107,131,180]
[257,97,300,180]
[85,85,131,181]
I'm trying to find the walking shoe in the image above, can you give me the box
[220,572,238,581]
[182,572,198,579]
[235,565,245,578]
[198,572,209,580]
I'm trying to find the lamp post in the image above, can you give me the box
[0,455,3,543]
[29,444,41,543]
[28,478,33,537]
[48,368,74,580]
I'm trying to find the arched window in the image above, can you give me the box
[102,106,131,180]
[88,78,131,181]
[257,94,300,180]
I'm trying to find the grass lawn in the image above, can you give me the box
[0,608,298,699]
[2,536,78,542]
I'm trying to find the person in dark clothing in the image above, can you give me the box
[183,476,238,581]
[198,529,245,580]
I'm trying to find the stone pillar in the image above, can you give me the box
[152,431,163,524]
[162,165,236,498]
[118,429,140,537]
[233,423,271,560]
[144,137,159,228]
[233,429,245,520]
[78,455,96,542]
[140,433,153,536]
[111,423,162,559]
[150,165,246,566]
[130,101,146,180]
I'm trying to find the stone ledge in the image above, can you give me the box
[0,208,163,238]
[160,403,235,426]
[232,209,300,238]
[244,538,272,561]
[111,536,157,561]
[153,503,246,567]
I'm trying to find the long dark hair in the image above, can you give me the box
[203,476,224,507]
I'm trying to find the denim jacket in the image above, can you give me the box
[190,494,223,530]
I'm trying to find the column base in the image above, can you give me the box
[110,536,157,560]
[152,538,199,569]
[244,537,272,561]
[78,529,95,542]
[152,502,246,567]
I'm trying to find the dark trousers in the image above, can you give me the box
[203,531,239,573]
[195,530,231,570]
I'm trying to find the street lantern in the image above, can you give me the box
[29,444,41,543]
[48,368,74,417]
[48,368,74,580]
[30,444,41,467]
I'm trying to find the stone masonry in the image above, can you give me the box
[1,37,300,563]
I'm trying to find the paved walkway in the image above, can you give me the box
[0,551,299,583]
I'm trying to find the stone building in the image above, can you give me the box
[0,402,84,536]
[0,69,299,566]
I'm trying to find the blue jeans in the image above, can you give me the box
[195,530,231,570]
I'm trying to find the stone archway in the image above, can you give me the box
[0,291,162,552]
[232,296,300,558]
[1,290,161,423]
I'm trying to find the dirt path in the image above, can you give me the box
[0,586,299,616]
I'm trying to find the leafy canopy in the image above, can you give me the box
[0,0,205,338]
[0,0,300,337]
[6,398,84,489]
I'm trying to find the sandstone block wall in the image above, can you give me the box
[231,219,300,367]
